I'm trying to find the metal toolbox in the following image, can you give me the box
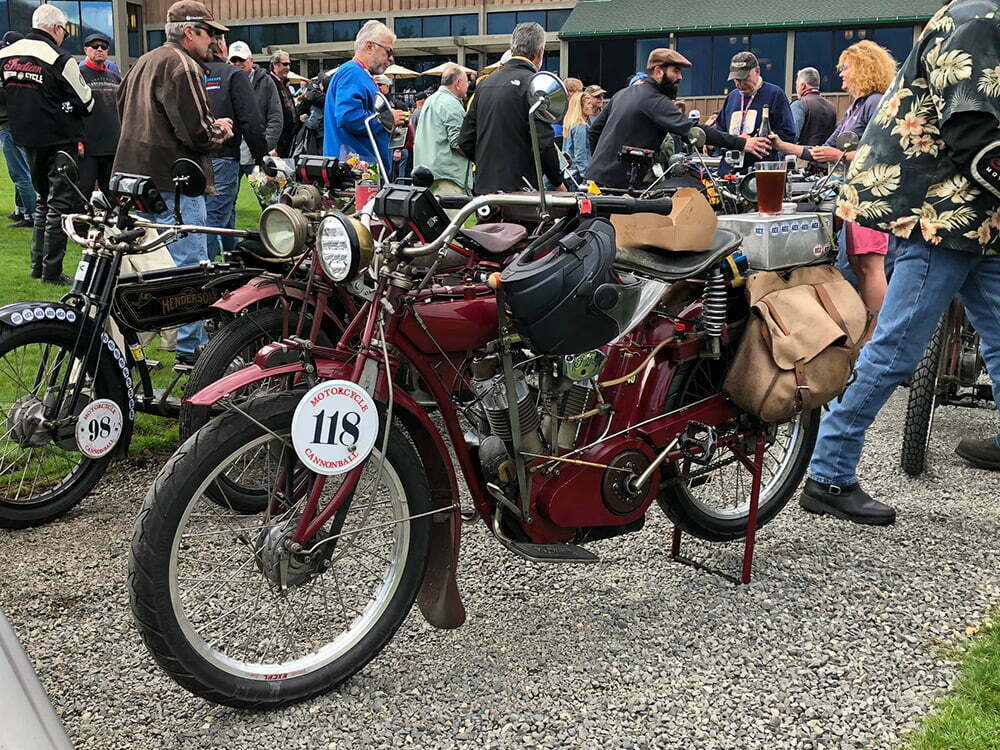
[717,212,835,270]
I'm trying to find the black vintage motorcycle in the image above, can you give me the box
[0,155,270,528]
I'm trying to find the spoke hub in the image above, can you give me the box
[8,396,52,448]
[255,518,328,589]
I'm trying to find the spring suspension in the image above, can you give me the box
[702,269,727,359]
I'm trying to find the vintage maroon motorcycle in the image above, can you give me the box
[128,73,820,708]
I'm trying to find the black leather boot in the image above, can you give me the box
[799,478,896,526]
[955,438,1000,471]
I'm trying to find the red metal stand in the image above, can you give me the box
[670,433,765,585]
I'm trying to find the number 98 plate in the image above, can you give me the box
[291,380,379,475]
[75,398,124,458]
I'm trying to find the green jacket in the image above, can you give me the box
[413,87,472,191]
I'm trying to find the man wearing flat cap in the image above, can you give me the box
[114,0,234,365]
[78,32,121,200]
[714,51,795,175]
[588,48,770,189]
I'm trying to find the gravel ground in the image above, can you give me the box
[1,389,999,750]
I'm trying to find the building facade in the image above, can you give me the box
[559,0,943,98]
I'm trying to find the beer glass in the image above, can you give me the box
[755,160,787,214]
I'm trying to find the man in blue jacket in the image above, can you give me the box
[323,20,404,178]
[715,51,794,175]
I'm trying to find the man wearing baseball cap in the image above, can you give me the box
[588,48,769,189]
[714,51,795,175]
[78,32,121,200]
[114,0,234,365]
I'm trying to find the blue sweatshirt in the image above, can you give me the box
[323,59,389,172]
[715,79,795,175]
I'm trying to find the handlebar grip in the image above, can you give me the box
[115,228,147,244]
[437,194,472,209]
[589,195,673,215]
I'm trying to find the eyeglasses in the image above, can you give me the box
[88,43,109,50]
[194,24,222,38]
[57,24,71,37]
[275,60,291,67]
[370,40,394,58]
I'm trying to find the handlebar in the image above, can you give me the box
[587,195,673,215]
[61,214,252,254]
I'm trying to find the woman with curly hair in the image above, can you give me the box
[770,40,897,314]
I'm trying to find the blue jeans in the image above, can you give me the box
[205,158,239,259]
[141,195,209,358]
[221,163,255,257]
[0,127,36,218]
[809,234,1000,486]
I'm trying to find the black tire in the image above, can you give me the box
[656,350,820,542]
[0,320,131,528]
[129,391,431,708]
[901,314,947,476]
[179,308,296,440]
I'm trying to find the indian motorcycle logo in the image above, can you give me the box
[3,58,44,85]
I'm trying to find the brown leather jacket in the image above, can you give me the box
[113,41,226,195]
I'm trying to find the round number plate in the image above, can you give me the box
[75,398,124,458]
[291,380,379,475]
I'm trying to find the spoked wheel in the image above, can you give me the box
[129,392,431,708]
[0,321,130,528]
[657,349,819,541]
[179,309,335,513]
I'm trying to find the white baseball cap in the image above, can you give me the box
[228,41,252,61]
[688,108,701,121]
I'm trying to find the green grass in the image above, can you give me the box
[908,611,1000,749]
[0,155,261,458]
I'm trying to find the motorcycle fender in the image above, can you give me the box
[212,278,306,314]
[185,358,466,629]
[0,301,137,424]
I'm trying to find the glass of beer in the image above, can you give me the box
[755,160,787,214]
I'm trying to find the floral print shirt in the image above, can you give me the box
[839,0,1000,254]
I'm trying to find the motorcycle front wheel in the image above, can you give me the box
[900,312,949,476]
[129,391,431,708]
[0,320,130,528]
[657,352,819,541]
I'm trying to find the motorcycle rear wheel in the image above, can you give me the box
[0,321,130,528]
[657,351,819,542]
[129,391,432,708]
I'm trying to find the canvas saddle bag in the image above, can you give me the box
[723,264,872,423]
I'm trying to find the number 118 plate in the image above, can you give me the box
[290,380,379,475]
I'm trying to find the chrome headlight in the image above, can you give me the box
[317,212,373,282]
[259,203,308,258]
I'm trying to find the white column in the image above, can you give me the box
[784,31,795,94]
[559,38,569,78]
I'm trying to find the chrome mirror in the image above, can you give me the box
[528,71,568,123]
[688,126,706,150]
[835,131,859,152]
[374,92,395,134]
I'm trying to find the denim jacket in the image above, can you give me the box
[564,121,591,180]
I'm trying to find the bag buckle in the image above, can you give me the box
[827,484,842,496]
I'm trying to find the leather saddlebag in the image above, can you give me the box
[723,264,872,423]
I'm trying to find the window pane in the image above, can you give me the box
[793,30,834,91]
[307,59,320,78]
[82,1,115,55]
[677,35,712,96]
[0,0,7,36]
[395,16,420,39]
[713,34,749,95]
[126,2,141,56]
[487,12,515,36]
[872,26,914,68]
[226,24,248,46]
[9,0,39,33]
[50,1,81,54]
[451,14,477,36]
[307,21,332,44]
[260,22,298,48]
[750,32,786,91]
[515,10,546,27]
[422,15,448,38]
[542,52,559,73]
[334,19,361,42]
[146,29,164,49]
[635,37,669,77]
[546,9,570,32]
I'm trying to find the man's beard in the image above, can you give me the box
[656,78,678,99]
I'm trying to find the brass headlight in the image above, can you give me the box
[316,212,374,282]
[259,203,308,258]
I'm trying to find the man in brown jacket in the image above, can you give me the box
[114,0,233,365]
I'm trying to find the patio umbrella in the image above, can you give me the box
[421,62,476,77]
[384,63,421,79]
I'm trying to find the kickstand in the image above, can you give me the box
[670,433,765,585]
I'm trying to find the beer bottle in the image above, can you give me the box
[758,105,771,138]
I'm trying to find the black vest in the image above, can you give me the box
[796,92,837,146]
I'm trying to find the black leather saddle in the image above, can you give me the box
[614,228,741,281]
[458,223,528,255]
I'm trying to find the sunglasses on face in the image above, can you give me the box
[88,43,109,50]
[370,40,394,58]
